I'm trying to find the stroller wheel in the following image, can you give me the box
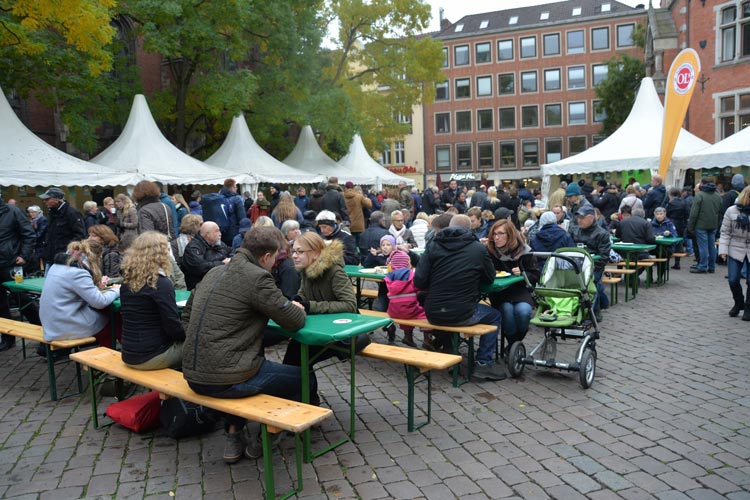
[579,348,596,389]
[507,341,526,378]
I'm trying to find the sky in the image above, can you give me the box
[426,0,653,33]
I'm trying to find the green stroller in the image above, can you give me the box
[507,247,600,388]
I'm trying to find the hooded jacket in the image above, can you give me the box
[298,240,357,314]
[182,247,306,387]
[385,268,425,320]
[531,224,576,255]
[0,199,35,268]
[688,183,722,231]
[414,226,494,324]
[343,188,372,233]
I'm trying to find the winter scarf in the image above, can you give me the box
[736,203,750,232]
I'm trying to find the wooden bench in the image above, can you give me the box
[601,276,622,305]
[359,342,461,432]
[352,286,379,309]
[360,309,497,387]
[69,347,332,500]
[0,317,96,401]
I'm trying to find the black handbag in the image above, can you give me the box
[160,398,218,439]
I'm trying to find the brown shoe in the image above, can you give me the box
[402,331,417,348]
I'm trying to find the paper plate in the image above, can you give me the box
[333,319,353,324]
[176,300,187,307]
[496,271,510,277]
[359,268,377,274]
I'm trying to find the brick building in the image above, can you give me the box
[420,0,646,190]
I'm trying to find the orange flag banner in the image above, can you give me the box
[658,48,701,180]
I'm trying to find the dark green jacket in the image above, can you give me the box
[182,247,306,386]
[688,184,722,231]
[298,240,357,314]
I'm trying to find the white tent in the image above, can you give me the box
[674,125,750,171]
[338,134,414,189]
[0,86,136,187]
[92,95,253,185]
[541,78,710,194]
[282,125,348,181]
[206,115,319,185]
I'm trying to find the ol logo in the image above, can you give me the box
[673,63,695,95]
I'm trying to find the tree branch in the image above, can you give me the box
[0,20,22,48]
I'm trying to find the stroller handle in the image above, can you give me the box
[528,252,582,274]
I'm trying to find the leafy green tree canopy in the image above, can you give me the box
[594,53,646,137]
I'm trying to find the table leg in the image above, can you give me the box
[300,345,311,463]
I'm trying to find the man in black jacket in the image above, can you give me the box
[181,222,233,290]
[666,187,688,269]
[414,217,505,381]
[320,177,350,223]
[40,187,85,272]
[616,206,656,263]
[0,196,40,351]
[440,179,458,210]
[593,184,620,220]
[359,211,389,266]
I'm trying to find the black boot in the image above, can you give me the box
[729,301,743,317]
[671,257,681,270]
[0,334,15,352]
[743,305,750,321]
[385,324,396,344]
[730,285,745,317]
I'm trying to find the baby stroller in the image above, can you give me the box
[507,247,600,388]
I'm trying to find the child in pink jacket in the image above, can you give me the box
[384,249,424,347]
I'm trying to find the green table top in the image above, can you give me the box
[654,237,683,245]
[345,265,386,280]
[2,277,45,293]
[268,313,392,346]
[345,266,523,293]
[611,243,657,253]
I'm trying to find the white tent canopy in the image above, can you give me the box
[0,86,136,187]
[338,134,414,188]
[92,95,253,186]
[674,125,750,171]
[206,115,319,185]
[541,78,709,193]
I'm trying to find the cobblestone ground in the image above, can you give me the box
[1,267,749,499]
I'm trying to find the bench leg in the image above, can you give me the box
[261,426,304,500]
[45,345,57,401]
[451,334,474,388]
[404,365,432,432]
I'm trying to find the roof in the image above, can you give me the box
[337,135,414,186]
[0,86,137,187]
[674,126,750,171]
[206,115,321,185]
[282,125,345,180]
[541,77,709,177]
[435,0,644,40]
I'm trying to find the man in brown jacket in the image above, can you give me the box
[182,226,308,464]
[343,181,372,245]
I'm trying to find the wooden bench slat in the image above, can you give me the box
[69,347,331,434]
[360,309,496,336]
[353,287,378,299]
[604,268,636,275]
[360,343,461,371]
[0,318,96,350]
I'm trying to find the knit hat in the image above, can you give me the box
[345,181,354,189]
[239,218,252,233]
[565,183,581,197]
[539,211,558,227]
[380,235,396,248]
[388,250,411,270]
[315,210,337,227]
[731,173,746,191]
[271,183,282,192]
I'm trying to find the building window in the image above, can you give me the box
[592,134,606,145]
[480,19,489,29]
[544,68,561,91]
[540,11,550,21]
[455,78,471,98]
[455,23,464,32]
[520,36,537,58]
[592,63,608,85]
[593,100,606,122]
[498,73,515,95]
[521,71,538,93]
[435,113,450,133]
[498,39,513,61]
[521,105,539,128]
[394,141,405,164]
[545,103,562,126]
[500,141,516,167]
[602,3,611,12]
[442,47,449,67]
[591,27,610,50]
[436,145,451,171]
[617,24,634,47]
[545,138,562,163]
[568,101,586,125]
[544,33,560,56]
[478,143,494,169]
[719,3,750,62]
[381,147,392,165]
[572,6,582,16]
[567,29,585,54]
[477,75,492,96]
[456,110,472,132]
[397,112,411,124]
[475,42,491,63]
[522,141,539,166]
[509,15,519,25]
[477,109,493,130]
[719,92,750,138]
[569,136,587,155]
[436,80,449,100]
[568,65,586,89]
[454,45,469,65]
[499,107,516,129]
[457,144,472,169]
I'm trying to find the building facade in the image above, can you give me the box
[422,0,646,189]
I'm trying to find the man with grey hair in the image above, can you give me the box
[470,184,487,209]
[182,221,233,290]
[616,205,656,266]
[449,214,471,229]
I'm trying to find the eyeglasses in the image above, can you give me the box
[291,249,306,255]
[493,232,507,238]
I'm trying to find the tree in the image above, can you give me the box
[594,53,647,136]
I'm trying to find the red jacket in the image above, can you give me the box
[384,268,425,320]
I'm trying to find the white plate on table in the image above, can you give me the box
[359,268,377,274]
[176,300,187,307]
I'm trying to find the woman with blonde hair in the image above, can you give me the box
[119,232,185,369]
[115,193,138,251]
[481,186,503,213]
[171,193,191,225]
[39,239,120,347]
[719,186,750,320]
[410,212,430,249]
[253,215,275,228]
[88,224,122,279]
[271,192,303,229]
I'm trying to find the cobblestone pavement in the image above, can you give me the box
[1,267,749,499]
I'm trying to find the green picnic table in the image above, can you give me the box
[653,237,683,284]
[611,243,657,298]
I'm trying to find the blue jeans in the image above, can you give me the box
[454,304,501,365]
[189,359,312,430]
[499,301,532,344]
[695,229,717,271]
[728,256,750,303]
[593,270,608,312]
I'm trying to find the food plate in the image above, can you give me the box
[374,266,389,274]
[176,300,187,307]
[359,268,377,274]
[496,271,510,277]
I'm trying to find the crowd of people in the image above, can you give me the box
[1,171,749,461]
